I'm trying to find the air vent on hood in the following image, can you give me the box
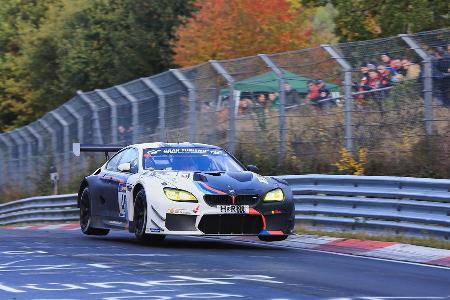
[193,173,208,182]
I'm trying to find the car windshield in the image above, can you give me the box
[143,147,245,172]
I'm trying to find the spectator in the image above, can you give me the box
[283,83,300,106]
[238,98,252,115]
[367,69,385,111]
[366,63,377,71]
[380,53,395,69]
[268,92,279,111]
[377,64,393,86]
[254,93,267,130]
[401,58,420,80]
[436,46,450,105]
[432,47,449,106]
[316,79,331,98]
[360,62,369,76]
[367,69,382,90]
[315,79,332,109]
[306,80,321,108]
[118,125,132,145]
[356,64,371,107]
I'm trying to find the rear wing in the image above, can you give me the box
[73,143,125,160]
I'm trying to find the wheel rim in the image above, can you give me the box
[80,191,90,231]
[135,195,147,236]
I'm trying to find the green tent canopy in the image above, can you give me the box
[221,69,339,96]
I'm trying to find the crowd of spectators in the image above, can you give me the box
[355,44,450,109]
[223,80,337,129]
[354,53,420,109]
[198,44,450,130]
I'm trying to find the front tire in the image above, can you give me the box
[134,189,165,243]
[79,187,110,236]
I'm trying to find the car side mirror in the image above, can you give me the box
[246,165,259,173]
[118,162,131,172]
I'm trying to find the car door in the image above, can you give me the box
[105,147,139,221]
[94,150,125,219]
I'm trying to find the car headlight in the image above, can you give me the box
[263,188,284,202]
[164,188,198,202]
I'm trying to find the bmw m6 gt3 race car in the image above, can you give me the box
[73,142,294,242]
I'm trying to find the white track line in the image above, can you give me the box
[198,236,450,271]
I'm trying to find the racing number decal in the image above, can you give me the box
[118,183,127,218]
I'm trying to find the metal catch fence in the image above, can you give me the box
[0,28,449,195]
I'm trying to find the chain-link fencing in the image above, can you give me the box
[0,28,449,200]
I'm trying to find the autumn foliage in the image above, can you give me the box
[174,0,330,67]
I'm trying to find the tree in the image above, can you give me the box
[0,0,58,131]
[0,0,197,131]
[173,0,337,67]
[302,0,450,41]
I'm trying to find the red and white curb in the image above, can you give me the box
[2,224,450,268]
[3,223,80,231]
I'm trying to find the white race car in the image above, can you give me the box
[74,142,295,242]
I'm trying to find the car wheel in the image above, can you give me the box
[258,235,288,242]
[79,187,110,236]
[134,189,166,243]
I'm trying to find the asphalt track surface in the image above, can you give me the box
[0,228,449,300]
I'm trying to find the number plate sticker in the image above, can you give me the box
[217,205,249,214]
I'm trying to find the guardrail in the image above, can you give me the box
[1,175,449,240]
[280,175,450,240]
[0,194,78,226]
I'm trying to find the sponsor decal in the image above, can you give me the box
[145,149,162,156]
[180,173,190,179]
[167,208,194,215]
[118,183,127,218]
[145,148,224,156]
[218,205,249,214]
[163,148,209,154]
[150,228,161,233]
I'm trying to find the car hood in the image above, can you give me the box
[144,170,279,195]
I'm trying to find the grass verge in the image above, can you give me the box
[295,226,450,250]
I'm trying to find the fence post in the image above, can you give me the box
[141,78,166,142]
[38,118,57,165]
[25,125,44,153]
[170,69,197,142]
[63,103,84,144]
[8,132,25,187]
[49,111,70,183]
[209,60,236,154]
[322,44,354,152]
[399,34,434,135]
[95,90,118,144]
[0,134,12,188]
[258,54,286,166]
[116,86,140,144]
[77,91,104,144]
[16,129,33,187]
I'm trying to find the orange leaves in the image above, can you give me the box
[173,0,318,67]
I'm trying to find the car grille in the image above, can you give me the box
[198,214,263,234]
[203,194,259,206]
